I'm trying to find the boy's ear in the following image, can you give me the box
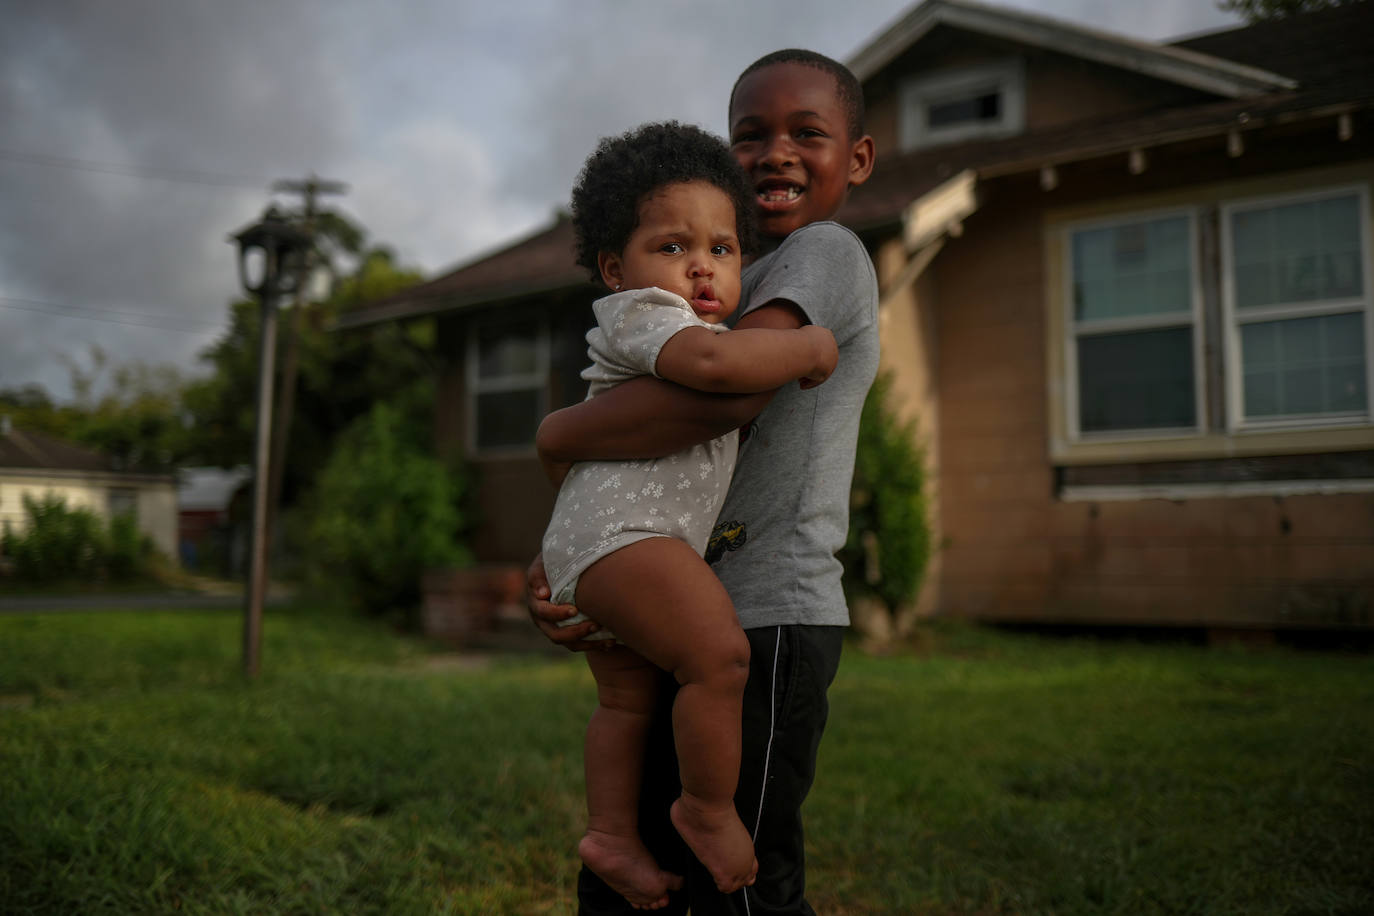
[597,251,625,290]
[847,134,876,189]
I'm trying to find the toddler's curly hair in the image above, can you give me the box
[571,121,758,281]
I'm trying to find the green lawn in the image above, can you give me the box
[1,607,1371,915]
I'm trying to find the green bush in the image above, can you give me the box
[106,511,154,580]
[840,371,931,622]
[0,494,154,584]
[303,402,472,622]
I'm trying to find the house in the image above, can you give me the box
[0,417,178,559]
[340,0,1374,632]
[177,466,250,575]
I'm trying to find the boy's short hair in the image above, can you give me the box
[730,49,866,141]
[570,121,758,280]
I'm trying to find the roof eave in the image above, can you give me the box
[848,0,1296,97]
[333,275,589,330]
[975,99,1367,180]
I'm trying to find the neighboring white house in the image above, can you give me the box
[0,417,178,559]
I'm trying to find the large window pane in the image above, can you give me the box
[1078,327,1195,432]
[1241,312,1367,419]
[1073,216,1192,322]
[476,317,539,378]
[474,390,541,450]
[1231,195,1363,309]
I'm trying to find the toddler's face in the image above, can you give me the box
[602,181,742,324]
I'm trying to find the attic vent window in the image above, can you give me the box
[927,91,1001,128]
[899,60,1025,151]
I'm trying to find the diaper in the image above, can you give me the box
[553,576,615,641]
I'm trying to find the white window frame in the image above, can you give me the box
[898,60,1025,152]
[1062,206,1206,443]
[1219,183,1374,433]
[465,313,549,457]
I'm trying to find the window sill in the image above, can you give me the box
[1060,478,1374,502]
[1050,423,1374,465]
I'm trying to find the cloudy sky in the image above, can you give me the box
[1,0,1241,402]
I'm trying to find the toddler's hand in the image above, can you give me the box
[798,325,838,389]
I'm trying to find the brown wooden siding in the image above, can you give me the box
[863,28,1214,158]
[914,151,1374,629]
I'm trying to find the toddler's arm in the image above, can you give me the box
[536,299,809,464]
[654,324,836,394]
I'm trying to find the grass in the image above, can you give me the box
[1,607,1371,914]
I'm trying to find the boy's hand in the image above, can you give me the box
[525,553,613,651]
[798,325,839,389]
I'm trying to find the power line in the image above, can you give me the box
[0,147,273,190]
[0,295,223,334]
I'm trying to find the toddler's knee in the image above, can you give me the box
[679,629,750,692]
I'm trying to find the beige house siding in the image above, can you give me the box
[0,470,178,558]
[874,152,1374,628]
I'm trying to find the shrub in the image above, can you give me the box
[303,402,472,622]
[106,511,154,580]
[840,371,931,624]
[0,494,154,584]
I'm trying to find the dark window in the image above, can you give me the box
[1078,328,1196,432]
[927,91,1001,128]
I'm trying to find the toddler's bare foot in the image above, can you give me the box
[670,795,758,893]
[578,830,682,910]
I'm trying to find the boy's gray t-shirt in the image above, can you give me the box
[708,221,879,629]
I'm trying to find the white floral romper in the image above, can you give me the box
[541,287,738,639]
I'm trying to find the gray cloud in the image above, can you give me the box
[0,0,1238,401]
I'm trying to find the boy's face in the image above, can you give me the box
[729,62,874,239]
[597,181,743,325]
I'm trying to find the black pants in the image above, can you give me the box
[578,625,845,916]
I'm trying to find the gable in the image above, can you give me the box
[863,25,1225,157]
[850,0,1295,97]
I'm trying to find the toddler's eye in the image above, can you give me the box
[659,242,683,254]
[711,244,732,256]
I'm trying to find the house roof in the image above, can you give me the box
[847,0,1295,96]
[336,214,588,330]
[841,0,1374,232]
[341,0,1374,327]
[0,422,114,473]
[177,466,250,512]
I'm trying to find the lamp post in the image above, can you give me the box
[230,206,311,679]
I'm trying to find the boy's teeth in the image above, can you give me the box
[760,186,801,201]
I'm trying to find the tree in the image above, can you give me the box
[839,371,931,636]
[302,402,471,620]
[1217,0,1353,20]
[180,240,431,503]
[3,350,191,472]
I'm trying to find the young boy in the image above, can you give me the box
[530,50,877,914]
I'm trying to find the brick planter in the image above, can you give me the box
[421,565,526,647]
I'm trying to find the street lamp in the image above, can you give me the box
[230,206,312,679]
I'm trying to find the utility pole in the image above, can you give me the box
[265,174,347,540]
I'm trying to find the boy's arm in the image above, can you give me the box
[536,299,808,463]
[653,323,836,394]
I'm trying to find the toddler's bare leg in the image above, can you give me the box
[580,646,682,910]
[577,537,758,894]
